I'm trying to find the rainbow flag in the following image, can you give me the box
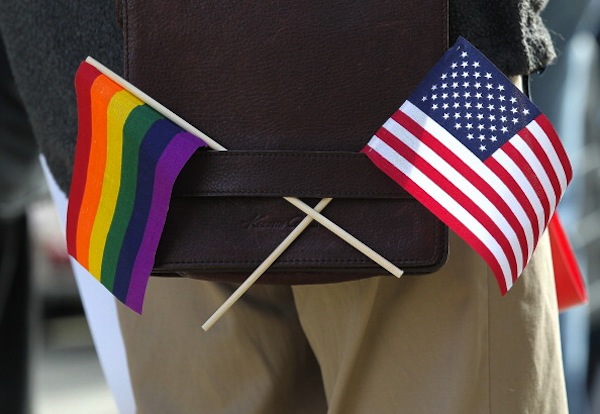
[66,61,206,313]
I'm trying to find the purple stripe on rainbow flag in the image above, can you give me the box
[126,132,203,312]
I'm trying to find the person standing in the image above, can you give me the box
[0,1,569,412]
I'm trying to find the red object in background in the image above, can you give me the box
[549,213,587,311]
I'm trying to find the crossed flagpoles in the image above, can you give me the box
[86,57,404,330]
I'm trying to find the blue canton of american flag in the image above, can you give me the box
[362,37,572,294]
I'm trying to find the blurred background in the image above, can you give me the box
[28,199,117,414]
[0,23,118,413]
[2,0,600,413]
[530,0,600,413]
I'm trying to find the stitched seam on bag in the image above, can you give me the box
[157,254,437,266]
[173,190,410,197]
[196,152,368,160]
[157,223,448,268]
[425,222,448,263]
[157,226,448,268]
[165,207,447,267]
[158,258,426,266]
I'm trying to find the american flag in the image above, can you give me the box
[362,37,572,293]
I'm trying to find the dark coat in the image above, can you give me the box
[0,0,556,193]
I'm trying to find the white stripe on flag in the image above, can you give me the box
[505,135,557,221]
[400,101,535,260]
[489,150,547,240]
[367,135,514,289]
[510,135,558,207]
[528,120,570,194]
[382,116,525,275]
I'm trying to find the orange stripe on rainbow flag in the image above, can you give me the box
[75,75,123,272]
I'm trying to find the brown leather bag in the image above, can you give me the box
[121,0,449,284]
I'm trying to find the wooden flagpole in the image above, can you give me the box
[201,197,333,330]
[86,57,404,328]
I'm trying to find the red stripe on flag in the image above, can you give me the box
[518,127,562,206]
[498,142,553,227]
[66,63,102,257]
[392,110,530,269]
[484,156,542,246]
[363,147,509,294]
[375,126,519,279]
[536,114,573,182]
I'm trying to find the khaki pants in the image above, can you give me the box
[117,231,568,413]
